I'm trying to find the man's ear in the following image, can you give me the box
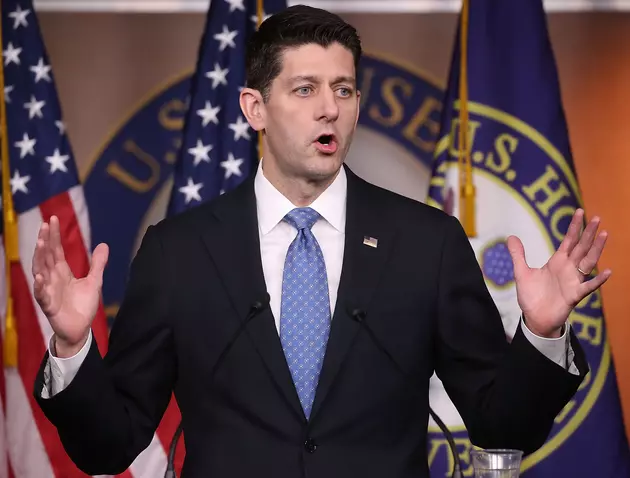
[354,90,361,129]
[239,87,266,131]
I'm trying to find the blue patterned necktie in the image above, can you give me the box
[280,207,331,419]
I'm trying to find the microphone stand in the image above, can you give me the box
[163,295,270,478]
[165,303,463,478]
[350,307,462,478]
[429,406,462,478]
[164,421,183,478]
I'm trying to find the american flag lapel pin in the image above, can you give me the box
[363,236,378,248]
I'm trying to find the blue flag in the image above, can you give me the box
[167,0,287,216]
[426,1,630,476]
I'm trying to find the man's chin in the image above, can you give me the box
[304,156,343,180]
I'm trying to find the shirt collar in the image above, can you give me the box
[254,159,347,236]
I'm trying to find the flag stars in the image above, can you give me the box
[224,0,245,12]
[250,11,272,25]
[179,178,203,204]
[24,95,45,119]
[46,149,70,173]
[30,58,52,83]
[213,25,238,51]
[3,43,22,66]
[197,101,221,126]
[228,116,251,141]
[4,85,14,103]
[188,139,213,166]
[205,63,229,89]
[220,153,244,179]
[172,4,275,213]
[9,4,30,30]
[14,133,36,158]
[55,120,66,135]
[10,170,31,194]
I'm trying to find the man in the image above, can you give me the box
[32,5,608,478]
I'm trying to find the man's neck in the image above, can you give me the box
[261,161,339,207]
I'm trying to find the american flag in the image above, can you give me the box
[0,0,117,476]
[0,1,175,477]
[167,0,287,216]
[164,0,286,473]
[0,0,291,476]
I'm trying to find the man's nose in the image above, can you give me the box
[315,88,340,122]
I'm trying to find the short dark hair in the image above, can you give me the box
[245,4,362,101]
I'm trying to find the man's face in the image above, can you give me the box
[260,42,360,183]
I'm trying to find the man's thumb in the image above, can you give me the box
[88,243,109,285]
[506,235,528,279]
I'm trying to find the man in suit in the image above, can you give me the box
[32,5,609,478]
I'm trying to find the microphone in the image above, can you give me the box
[164,294,271,478]
[349,307,462,478]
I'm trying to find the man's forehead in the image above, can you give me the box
[278,44,355,78]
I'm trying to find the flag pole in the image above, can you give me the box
[257,0,264,160]
[0,0,20,367]
[458,0,476,237]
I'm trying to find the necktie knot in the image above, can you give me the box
[284,207,320,231]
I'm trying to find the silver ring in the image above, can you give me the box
[577,266,590,276]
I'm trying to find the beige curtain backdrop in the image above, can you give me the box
[37,10,630,437]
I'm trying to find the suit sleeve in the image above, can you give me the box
[33,225,176,475]
[434,215,589,455]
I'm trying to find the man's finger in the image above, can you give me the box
[49,215,66,263]
[33,273,45,300]
[40,222,51,269]
[36,224,53,282]
[570,215,600,264]
[558,208,584,254]
[33,274,51,310]
[506,235,529,282]
[577,268,612,302]
[88,243,109,287]
[32,223,47,275]
[44,241,55,271]
[33,222,48,274]
[578,231,608,275]
[32,236,46,278]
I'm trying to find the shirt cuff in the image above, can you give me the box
[521,316,578,375]
[43,330,93,397]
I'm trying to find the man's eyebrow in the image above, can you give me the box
[287,75,356,86]
[331,76,357,86]
[288,75,320,84]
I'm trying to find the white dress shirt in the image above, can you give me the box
[42,160,577,399]
[255,160,346,329]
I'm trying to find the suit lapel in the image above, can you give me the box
[199,173,306,421]
[198,166,396,423]
[309,166,396,421]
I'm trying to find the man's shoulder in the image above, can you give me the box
[351,169,451,227]
[145,179,247,243]
[151,201,213,236]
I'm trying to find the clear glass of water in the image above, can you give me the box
[470,448,523,478]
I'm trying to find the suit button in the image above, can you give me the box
[304,438,317,453]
